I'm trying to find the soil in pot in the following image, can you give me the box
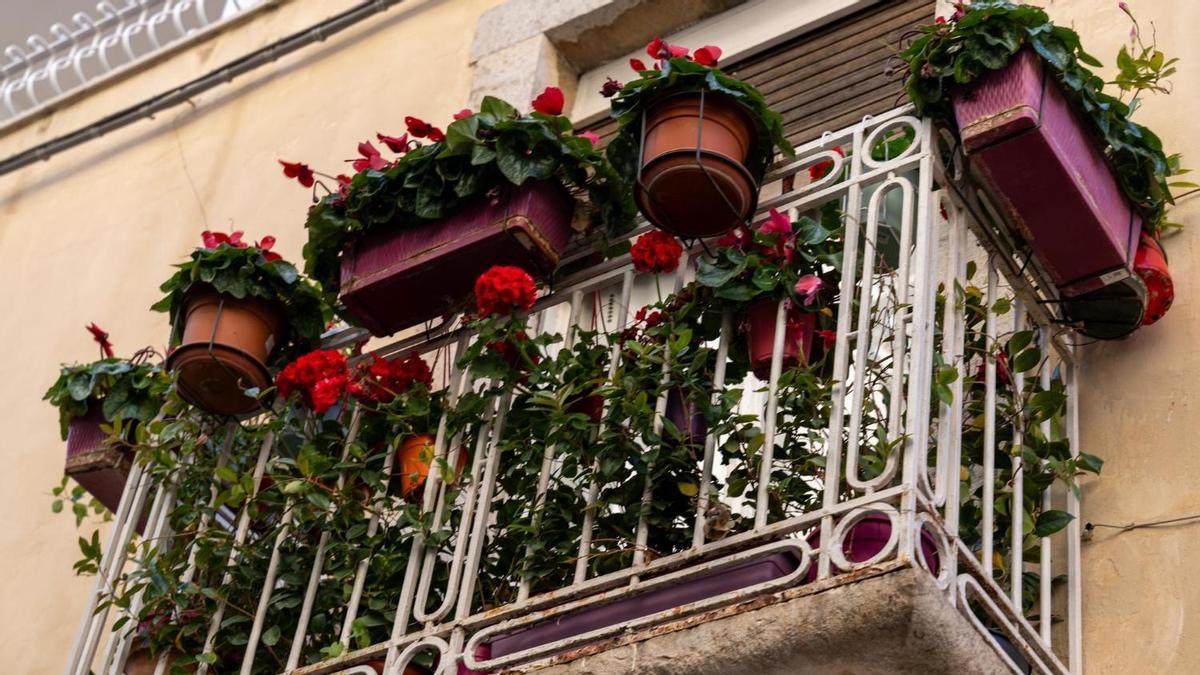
[804,513,940,583]
[167,291,285,417]
[1135,233,1173,326]
[743,298,817,380]
[396,434,469,499]
[637,92,759,238]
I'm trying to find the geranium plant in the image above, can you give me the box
[605,38,795,186]
[299,95,636,300]
[899,0,1189,230]
[152,230,327,366]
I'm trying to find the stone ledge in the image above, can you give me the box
[504,566,1012,675]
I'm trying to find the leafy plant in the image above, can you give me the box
[152,231,328,366]
[44,356,167,440]
[300,95,636,302]
[899,0,1187,231]
[606,39,794,188]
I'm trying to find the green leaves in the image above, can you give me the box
[1034,509,1074,537]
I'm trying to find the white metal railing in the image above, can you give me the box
[1,0,268,129]
[64,107,1085,675]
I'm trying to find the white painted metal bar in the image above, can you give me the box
[693,311,732,547]
[982,262,998,578]
[1039,331,1053,646]
[1010,302,1026,609]
[575,269,634,584]
[1066,356,1083,674]
[240,503,295,674]
[753,297,788,528]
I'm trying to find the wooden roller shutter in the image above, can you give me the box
[589,0,932,148]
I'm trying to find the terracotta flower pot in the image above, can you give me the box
[743,298,817,379]
[1134,233,1173,326]
[397,434,468,499]
[167,291,286,417]
[804,513,940,583]
[636,92,759,238]
[125,646,193,675]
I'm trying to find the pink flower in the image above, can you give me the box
[646,37,688,60]
[202,230,247,249]
[453,108,474,120]
[349,141,388,172]
[376,133,411,153]
[577,130,600,146]
[255,235,282,262]
[531,86,565,116]
[794,275,825,306]
[693,45,722,67]
[759,208,792,236]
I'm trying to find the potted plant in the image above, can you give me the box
[292,94,635,336]
[606,39,794,238]
[696,208,837,379]
[44,325,167,515]
[1135,232,1173,325]
[900,2,1185,307]
[153,231,327,416]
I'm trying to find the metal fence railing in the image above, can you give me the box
[64,107,1085,675]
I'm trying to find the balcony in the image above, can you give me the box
[65,107,1085,675]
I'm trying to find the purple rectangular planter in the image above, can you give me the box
[953,50,1141,297]
[64,406,144,532]
[339,181,575,336]
[464,551,800,672]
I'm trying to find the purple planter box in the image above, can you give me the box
[466,551,800,671]
[804,513,940,583]
[953,50,1140,297]
[339,181,576,336]
[64,406,144,532]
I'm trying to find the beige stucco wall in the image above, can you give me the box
[0,1,504,671]
[1036,0,1200,673]
[3,0,1200,673]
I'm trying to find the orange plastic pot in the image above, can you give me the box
[167,291,285,416]
[1134,233,1173,326]
[637,92,759,238]
[396,434,468,499]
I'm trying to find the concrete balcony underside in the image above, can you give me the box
[508,566,1011,675]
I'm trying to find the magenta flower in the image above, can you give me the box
[760,208,792,236]
[794,275,825,306]
[577,130,600,146]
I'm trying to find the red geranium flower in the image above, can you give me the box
[405,116,445,142]
[86,323,114,359]
[693,45,722,67]
[279,160,314,187]
[202,230,248,249]
[475,266,538,317]
[716,226,749,250]
[630,230,684,274]
[809,145,845,181]
[350,141,388,172]
[630,58,647,72]
[377,132,411,153]
[453,108,474,120]
[599,77,623,97]
[816,329,838,351]
[646,37,688,60]
[531,86,565,116]
[355,352,433,404]
[276,349,359,414]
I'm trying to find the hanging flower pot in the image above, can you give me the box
[635,92,759,238]
[339,181,576,336]
[1061,275,1147,340]
[155,231,326,417]
[743,298,817,380]
[64,405,134,517]
[396,434,469,499]
[1135,233,1173,326]
[804,513,940,583]
[951,50,1143,297]
[366,658,431,674]
[167,291,286,416]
